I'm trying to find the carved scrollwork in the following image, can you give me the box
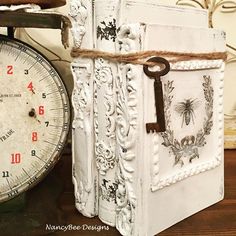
[94,58,116,175]
[95,141,116,175]
[70,0,97,218]
[116,24,142,236]
[71,63,94,215]
[94,58,113,89]
[70,0,92,131]
[70,0,88,48]
[116,168,136,236]
[71,63,92,130]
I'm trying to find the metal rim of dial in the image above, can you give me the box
[0,34,70,203]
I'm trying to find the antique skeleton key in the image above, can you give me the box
[143,57,170,133]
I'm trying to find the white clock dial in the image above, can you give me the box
[0,35,70,202]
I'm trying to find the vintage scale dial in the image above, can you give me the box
[0,35,70,202]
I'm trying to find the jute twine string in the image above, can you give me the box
[71,48,227,66]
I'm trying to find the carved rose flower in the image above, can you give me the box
[95,141,115,175]
[116,181,133,235]
[117,24,140,53]
[94,59,113,88]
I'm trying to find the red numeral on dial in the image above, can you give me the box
[39,106,44,115]
[27,82,34,92]
[32,132,38,142]
[7,65,13,75]
[11,153,21,164]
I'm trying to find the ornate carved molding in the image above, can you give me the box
[93,1,120,225]
[170,59,223,70]
[151,133,160,188]
[94,58,116,175]
[70,0,93,131]
[71,63,94,215]
[94,58,116,138]
[73,169,90,213]
[69,0,88,48]
[116,24,142,236]
[71,63,92,130]
[70,0,96,216]
[95,140,116,175]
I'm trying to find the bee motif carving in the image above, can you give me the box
[175,99,201,127]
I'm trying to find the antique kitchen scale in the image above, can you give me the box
[0,0,71,208]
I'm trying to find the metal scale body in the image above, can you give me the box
[0,11,70,206]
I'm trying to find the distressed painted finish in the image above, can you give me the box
[70,0,98,218]
[70,2,226,236]
[115,24,143,236]
[93,0,119,226]
[142,23,225,235]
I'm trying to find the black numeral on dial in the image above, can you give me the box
[2,171,9,178]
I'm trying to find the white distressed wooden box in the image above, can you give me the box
[69,1,225,235]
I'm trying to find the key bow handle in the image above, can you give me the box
[143,57,170,79]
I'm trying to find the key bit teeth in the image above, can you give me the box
[146,123,160,133]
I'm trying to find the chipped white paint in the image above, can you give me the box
[71,1,225,235]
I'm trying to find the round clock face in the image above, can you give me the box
[0,35,70,202]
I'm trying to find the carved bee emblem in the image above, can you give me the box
[175,99,201,127]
